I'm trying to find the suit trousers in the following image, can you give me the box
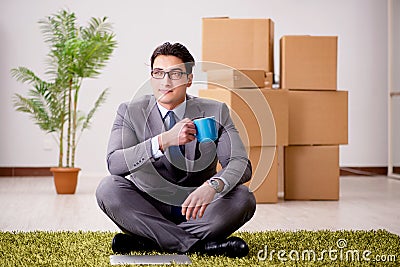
[96,175,256,253]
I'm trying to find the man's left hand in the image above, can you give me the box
[182,183,216,220]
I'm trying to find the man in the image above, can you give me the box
[96,42,256,258]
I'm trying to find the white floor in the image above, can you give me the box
[0,175,399,235]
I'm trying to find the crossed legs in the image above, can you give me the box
[96,175,256,253]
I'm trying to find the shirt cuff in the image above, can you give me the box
[151,136,164,159]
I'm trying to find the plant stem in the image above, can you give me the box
[66,78,72,168]
[58,131,63,167]
[71,84,79,168]
[58,90,66,167]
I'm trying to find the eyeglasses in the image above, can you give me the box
[151,70,189,80]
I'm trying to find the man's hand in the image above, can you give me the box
[159,118,196,150]
[182,183,216,220]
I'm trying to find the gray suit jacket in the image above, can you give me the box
[106,94,252,205]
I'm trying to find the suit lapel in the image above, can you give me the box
[143,96,165,140]
[184,95,205,120]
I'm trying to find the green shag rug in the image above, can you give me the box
[0,230,399,266]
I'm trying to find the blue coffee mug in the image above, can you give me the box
[193,116,217,143]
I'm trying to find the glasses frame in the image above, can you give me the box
[151,69,190,80]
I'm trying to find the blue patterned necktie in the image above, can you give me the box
[166,111,185,167]
[167,110,176,130]
[165,111,187,222]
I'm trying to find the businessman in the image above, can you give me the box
[96,42,256,258]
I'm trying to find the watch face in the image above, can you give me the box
[209,179,220,192]
[210,179,219,187]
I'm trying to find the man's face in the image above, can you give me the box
[151,55,193,110]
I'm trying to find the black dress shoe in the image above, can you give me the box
[201,236,249,258]
[112,233,158,254]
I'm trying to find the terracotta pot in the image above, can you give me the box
[50,167,80,194]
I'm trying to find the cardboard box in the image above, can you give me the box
[202,18,274,72]
[199,88,288,146]
[208,71,273,89]
[284,145,339,200]
[217,146,280,203]
[207,69,266,88]
[289,90,348,145]
[280,36,337,90]
[245,146,279,203]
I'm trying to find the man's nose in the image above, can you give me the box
[160,74,173,86]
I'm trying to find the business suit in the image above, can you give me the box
[96,94,256,253]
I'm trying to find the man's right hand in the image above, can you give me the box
[159,118,196,151]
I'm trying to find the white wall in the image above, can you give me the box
[0,0,389,176]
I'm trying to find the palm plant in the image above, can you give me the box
[12,9,117,168]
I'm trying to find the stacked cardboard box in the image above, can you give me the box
[280,35,348,200]
[202,17,275,89]
[280,36,338,90]
[207,69,272,89]
[202,17,274,73]
[201,18,285,203]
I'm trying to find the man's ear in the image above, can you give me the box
[186,73,193,87]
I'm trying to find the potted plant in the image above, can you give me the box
[11,9,117,194]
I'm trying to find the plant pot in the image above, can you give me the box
[50,167,80,194]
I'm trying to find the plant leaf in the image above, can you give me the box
[81,88,108,131]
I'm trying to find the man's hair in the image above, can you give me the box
[150,42,195,74]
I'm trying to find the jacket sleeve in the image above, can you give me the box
[106,102,154,176]
[213,103,252,191]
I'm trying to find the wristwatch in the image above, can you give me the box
[207,178,222,193]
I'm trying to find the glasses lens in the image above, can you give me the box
[169,71,183,80]
[152,70,165,79]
